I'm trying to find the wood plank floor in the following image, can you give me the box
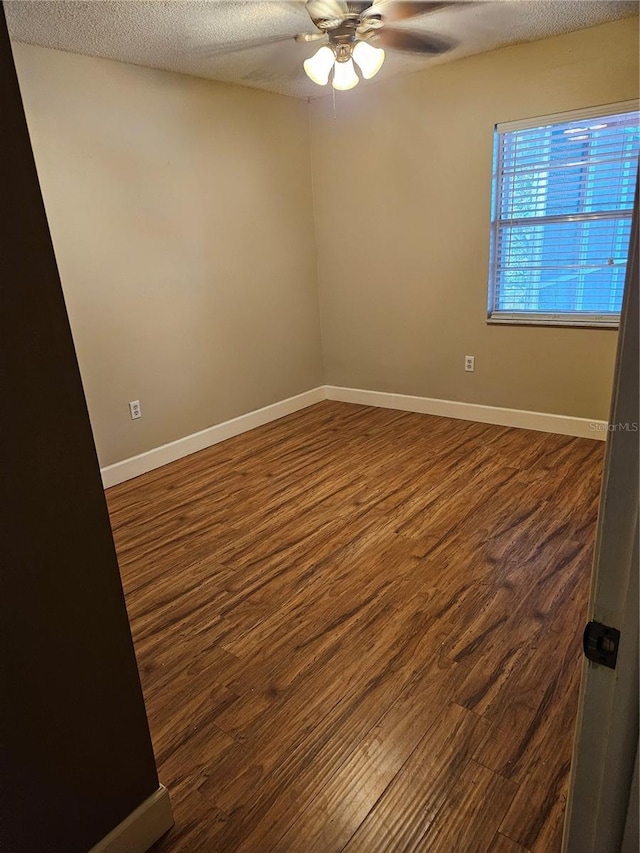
[105,401,605,853]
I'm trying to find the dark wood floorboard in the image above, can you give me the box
[105,401,604,853]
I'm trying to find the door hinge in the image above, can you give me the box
[583,621,621,669]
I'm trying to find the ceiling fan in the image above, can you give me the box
[208,1,466,92]
[299,0,462,90]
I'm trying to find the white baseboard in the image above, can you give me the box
[88,785,173,853]
[325,385,608,441]
[101,387,325,488]
[101,384,607,487]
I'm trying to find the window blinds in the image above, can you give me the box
[488,103,640,326]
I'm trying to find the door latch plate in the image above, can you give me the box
[583,621,620,669]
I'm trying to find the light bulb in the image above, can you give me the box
[303,46,335,86]
[352,41,385,80]
[332,57,359,91]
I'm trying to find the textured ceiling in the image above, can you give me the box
[6,0,639,99]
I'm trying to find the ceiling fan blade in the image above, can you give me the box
[305,0,348,21]
[294,32,329,43]
[375,27,455,54]
[365,1,470,22]
[194,33,302,58]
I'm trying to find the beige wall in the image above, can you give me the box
[12,42,323,467]
[309,18,639,420]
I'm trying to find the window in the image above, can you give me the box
[488,103,639,327]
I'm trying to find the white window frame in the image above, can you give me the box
[487,101,639,329]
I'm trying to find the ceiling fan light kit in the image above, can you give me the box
[303,39,385,89]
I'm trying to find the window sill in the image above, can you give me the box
[487,315,619,329]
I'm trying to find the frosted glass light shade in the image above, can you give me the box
[352,41,385,79]
[303,46,335,86]
[332,58,359,91]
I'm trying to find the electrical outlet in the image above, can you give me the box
[464,355,475,372]
[129,400,142,420]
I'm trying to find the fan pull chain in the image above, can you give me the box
[332,81,336,120]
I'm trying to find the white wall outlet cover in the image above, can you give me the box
[129,400,142,419]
